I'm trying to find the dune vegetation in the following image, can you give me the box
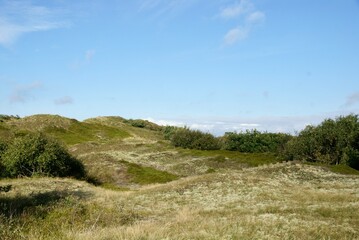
[1,114,359,239]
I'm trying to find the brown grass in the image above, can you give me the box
[2,162,358,239]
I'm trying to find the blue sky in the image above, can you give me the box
[1,0,359,135]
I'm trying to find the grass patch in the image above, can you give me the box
[180,149,282,167]
[304,162,359,175]
[100,183,130,191]
[328,164,359,175]
[2,114,131,145]
[121,160,178,185]
[0,190,66,218]
[45,122,130,145]
[0,192,140,239]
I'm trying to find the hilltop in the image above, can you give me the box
[0,114,281,188]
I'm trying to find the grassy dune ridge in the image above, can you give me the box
[1,114,359,239]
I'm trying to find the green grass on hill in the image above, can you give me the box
[329,164,359,175]
[0,115,131,145]
[179,149,281,167]
[45,122,130,145]
[304,162,359,176]
[122,160,178,185]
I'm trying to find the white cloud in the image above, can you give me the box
[0,19,23,46]
[219,0,252,19]
[54,96,74,105]
[189,123,215,132]
[246,11,265,24]
[345,92,359,107]
[0,1,67,46]
[146,114,345,136]
[9,81,43,103]
[145,118,185,127]
[220,1,265,46]
[138,0,198,17]
[223,27,249,45]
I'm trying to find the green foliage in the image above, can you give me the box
[0,114,20,122]
[0,184,11,192]
[284,114,359,170]
[1,133,86,178]
[122,160,178,185]
[221,130,292,153]
[124,119,162,131]
[45,122,130,145]
[0,139,8,156]
[0,139,9,177]
[170,127,221,150]
[162,125,180,140]
[328,164,359,175]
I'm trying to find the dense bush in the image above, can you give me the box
[0,140,7,155]
[1,133,86,178]
[0,140,8,177]
[284,115,359,170]
[162,126,180,140]
[222,130,292,153]
[0,114,20,122]
[124,119,162,131]
[170,127,220,150]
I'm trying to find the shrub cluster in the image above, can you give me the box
[124,119,162,131]
[284,115,359,170]
[169,127,221,150]
[165,126,291,153]
[221,130,292,153]
[0,133,85,179]
[162,126,180,140]
[0,114,20,122]
[163,115,359,170]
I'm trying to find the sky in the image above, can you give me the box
[1,0,359,135]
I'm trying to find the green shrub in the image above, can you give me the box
[170,127,220,150]
[162,125,179,140]
[1,133,85,178]
[124,119,162,131]
[0,114,20,122]
[0,139,9,177]
[222,130,292,153]
[284,115,359,170]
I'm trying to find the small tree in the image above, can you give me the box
[170,127,220,150]
[1,132,85,178]
[222,130,292,153]
[284,114,359,170]
[162,126,179,140]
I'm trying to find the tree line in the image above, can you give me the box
[162,114,359,170]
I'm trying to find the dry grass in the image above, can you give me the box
[2,114,359,239]
[2,162,359,239]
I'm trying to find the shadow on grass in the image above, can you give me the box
[0,189,92,218]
